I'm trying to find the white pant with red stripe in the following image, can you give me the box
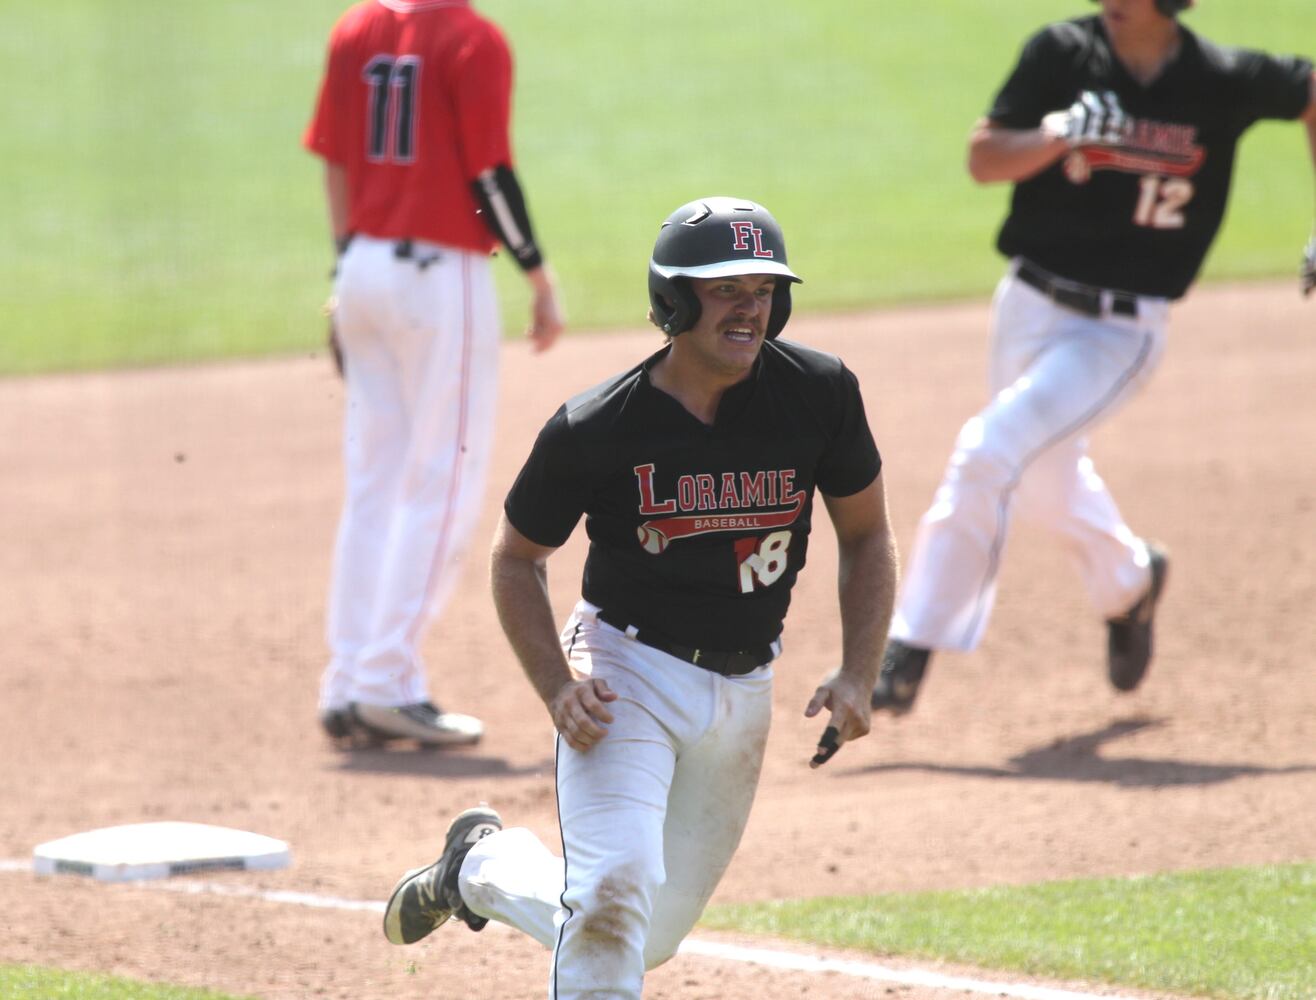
[892,260,1170,651]
[458,600,775,1000]
[320,235,500,710]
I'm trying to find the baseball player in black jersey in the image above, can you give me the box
[379,197,898,998]
[872,0,1316,715]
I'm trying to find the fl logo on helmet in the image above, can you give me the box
[647,196,802,339]
[729,221,774,259]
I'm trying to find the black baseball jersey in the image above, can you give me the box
[988,16,1311,299]
[504,339,881,651]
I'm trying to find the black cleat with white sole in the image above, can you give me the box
[382,806,503,946]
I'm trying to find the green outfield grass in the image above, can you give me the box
[702,862,1316,1000]
[2,0,1312,374]
[0,965,252,999]
[9,864,1310,997]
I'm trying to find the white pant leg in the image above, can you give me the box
[321,240,412,711]
[892,268,1167,650]
[996,275,1161,619]
[459,603,773,1000]
[350,250,501,706]
[1013,443,1153,618]
[644,663,771,968]
[460,826,565,949]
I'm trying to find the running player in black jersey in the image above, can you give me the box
[378,197,898,999]
[872,0,1316,714]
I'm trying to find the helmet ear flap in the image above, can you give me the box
[648,268,701,336]
[648,197,801,337]
[766,279,793,339]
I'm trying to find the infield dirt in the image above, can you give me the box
[1,283,1313,999]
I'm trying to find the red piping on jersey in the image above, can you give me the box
[407,255,475,648]
[1079,146,1205,178]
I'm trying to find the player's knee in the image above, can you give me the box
[642,937,681,969]
[947,415,1017,488]
[567,859,662,955]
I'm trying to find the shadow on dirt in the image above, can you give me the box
[848,716,1316,787]
[330,749,554,779]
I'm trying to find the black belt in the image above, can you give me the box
[337,234,441,269]
[1016,260,1139,318]
[392,239,442,270]
[595,610,772,676]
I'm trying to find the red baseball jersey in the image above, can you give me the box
[303,0,515,252]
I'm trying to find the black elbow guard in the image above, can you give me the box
[471,164,544,272]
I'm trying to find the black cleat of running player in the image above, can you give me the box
[870,639,931,714]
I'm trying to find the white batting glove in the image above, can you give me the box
[1302,236,1316,298]
[1041,90,1127,147]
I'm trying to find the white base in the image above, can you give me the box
[33,822,291,882]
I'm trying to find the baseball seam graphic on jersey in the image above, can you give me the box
[959,327,1157,647]
[637,506,803,551]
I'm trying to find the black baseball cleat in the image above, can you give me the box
[870,639,932,714]
[349,701,484,746]
[1106,542,1169,692]
[383,805,503,945]
[319,708,357,747]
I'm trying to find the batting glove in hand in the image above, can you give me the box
[1302,236,1316,298]
[1042,90,1127,148]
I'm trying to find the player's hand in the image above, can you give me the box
[526,267,565,353]
[323,295,344,379]
[1301,236,1316,298]
[550,677,617,752]
[1041,90,1126,147]
[803,669,872,768]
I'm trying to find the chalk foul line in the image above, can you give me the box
[2,859,1150,1000]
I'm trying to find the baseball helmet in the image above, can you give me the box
[648,197,802,339]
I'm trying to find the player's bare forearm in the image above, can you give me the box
[490,518,572,706]
[490,515,616,750]
[806,477,899,759]
[322,161,351,248]
[836,526,898,693]
[967,118,1070,184]
[832,522,898,721]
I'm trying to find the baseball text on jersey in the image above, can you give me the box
[633,463,805,549]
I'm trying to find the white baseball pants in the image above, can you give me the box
[892,259,1169,651]
[320,236,500,710]
[458,600,775,1000]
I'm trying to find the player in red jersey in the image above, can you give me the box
[304,0,564,747]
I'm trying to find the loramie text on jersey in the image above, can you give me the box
[634,463,805,515]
